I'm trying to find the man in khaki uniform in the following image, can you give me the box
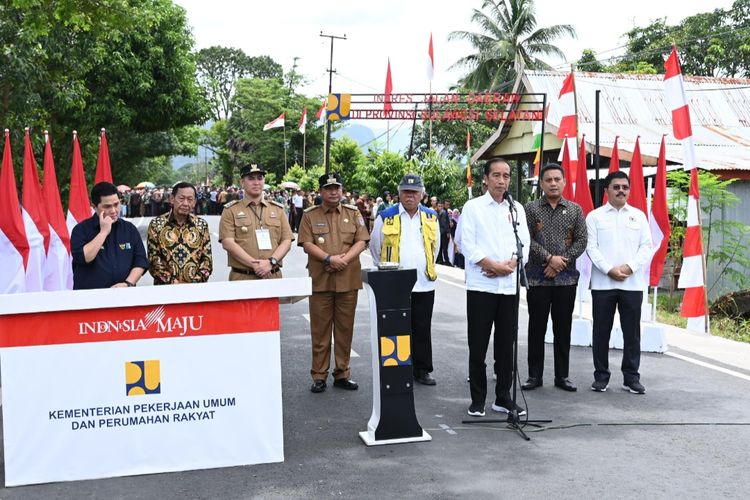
[299,172,369,393]
[219,164,293,280]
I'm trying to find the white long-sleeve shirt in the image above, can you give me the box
[586,203,653,291]
[370,204,440,292]
[460,191,530,295]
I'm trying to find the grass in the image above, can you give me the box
[652,294,750,343]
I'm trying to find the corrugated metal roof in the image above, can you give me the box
[485,70,750,171]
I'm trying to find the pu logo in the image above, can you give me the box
[380,335,411,366]
[126,360,161,396]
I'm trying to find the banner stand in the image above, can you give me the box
[360,268,431,446]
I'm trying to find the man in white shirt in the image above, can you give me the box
[586,171,652,394]
[370,174,440,385]
[460,158,530,417]
[291,189,305,232]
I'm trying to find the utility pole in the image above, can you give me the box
[320,31,346,175]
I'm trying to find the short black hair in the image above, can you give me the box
[483,157,510,176]
[91,182,118,205]
[172,181,197,197]
[540,163,564,180]
[604,170,629,188]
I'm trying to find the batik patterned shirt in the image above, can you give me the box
[147,212,213,285]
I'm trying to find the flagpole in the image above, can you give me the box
[386,120,390,151]
[428,81,433,151]
[283,125,288,173]
[302,129,306,170]
[646,176,655,322]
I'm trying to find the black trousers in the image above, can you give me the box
[438,232,450,264]
[293,207,304,232]
[592,289,642,384]
[467,291,516,404]
[411,291,435,375]
[526,285,577,380]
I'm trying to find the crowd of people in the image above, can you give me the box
[70,158,651,418]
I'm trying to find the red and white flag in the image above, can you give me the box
[263,113,285,131]
[556,72,578,164]
[67,131,92,235]
[427,33,435,82]
[666,45,706,332]
[298,106,307,135]
[628,136,648,216]
[649,135,671,288]
[466,130,472,198]
[561,138,574,200]
[41,131,73,290]
[94,128,113,184]
[602,136,620,205]
[384,59,393,112]
[0,130,29,293]
[21,128,48,292]
[315,100,326,121]
[574,134,595,292]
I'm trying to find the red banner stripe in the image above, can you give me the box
[0,298,279,348]
[683,226,703,257]
[681,286,706,317]
[671,105,693,140]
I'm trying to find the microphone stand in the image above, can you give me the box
[463,192,551,441]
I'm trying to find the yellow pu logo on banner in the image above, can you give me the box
[327,93,351,121]
[126,360,161,396]
[380,335,411,366]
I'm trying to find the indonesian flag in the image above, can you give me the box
[384,59,393,112]
[0,130,29,294]
[666,45,706,332]
[94,128,113,184]
[67,131,92,235]
[41,131,73,290]
[466,130,472,196]
[427,33,435,81]
[298,106,307,135]
[649,135,671,288]
[602,136,620,205]
[574,133,595,292]
[21,128,48,292]
[263,113,285,131]
[561,139,574,200]
[628,137,648,216]
[556,72,578,165]
[315,100,326,121]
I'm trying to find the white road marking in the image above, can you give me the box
[302,314,359,358]
[666,351,750,382]
[439,423,457,435]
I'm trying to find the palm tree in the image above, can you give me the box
[449,0,576,91]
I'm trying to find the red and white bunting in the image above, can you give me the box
[315,100,326,121]
[649,136,671,288]
[94,128,113,184]
[21,129,48,292]
[561,138,574,200]
[66,132,92,235]
[574,134,594,291]
[427,33,435,82]
[41,132,73,290]
[0,130,30,293]
[602,136,620,205]
[556,72,578,164]
[628,137,648,216]
[262,113,285,131]
[665,46,706,332]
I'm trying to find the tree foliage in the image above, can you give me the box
[0,0,209,189]
[449,0,576,90]
[196,46,283,121]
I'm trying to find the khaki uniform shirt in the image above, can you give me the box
[219,198,293,278]
[298,204,370,292]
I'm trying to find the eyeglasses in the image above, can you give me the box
[610,184,630,191]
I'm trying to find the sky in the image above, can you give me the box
[173,0,736,151]
[174,0,736,97]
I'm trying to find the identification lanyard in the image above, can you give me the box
[249,204,264,228]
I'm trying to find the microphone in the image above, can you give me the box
[503,190,513,204]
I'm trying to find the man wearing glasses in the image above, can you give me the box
[586,171,652,394]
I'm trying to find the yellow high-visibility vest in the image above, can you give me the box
[380,208,438,281]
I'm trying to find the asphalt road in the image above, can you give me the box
[2,215,749,499]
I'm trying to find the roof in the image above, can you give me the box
[476,70,750,171]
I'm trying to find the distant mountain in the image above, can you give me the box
[332,123,410,153]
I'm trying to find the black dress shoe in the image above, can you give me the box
[414,372,437,386]
[521,377,542,390]
[310,380,327,393]
[333,378,359,390]
[554,378,577,392]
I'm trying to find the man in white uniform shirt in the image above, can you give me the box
[586,171,652,394]
[371,173,441,385]
[460,158,530,417]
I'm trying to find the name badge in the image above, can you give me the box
[256,228,272,250]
